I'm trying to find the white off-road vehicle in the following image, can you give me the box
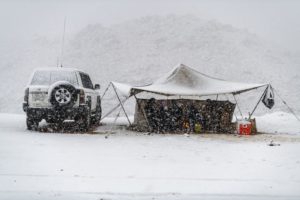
[23,68,101,131]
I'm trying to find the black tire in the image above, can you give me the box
[79,108,91,132]
[82,114,90,132]
[26,117,39,131]
[91,100,102,125]
[49,83,77,108]
[56,120,64,131]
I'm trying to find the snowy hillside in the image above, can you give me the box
[0,15,299,115]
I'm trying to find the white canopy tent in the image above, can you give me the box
[101,64,273,127]
[111,64,268,98]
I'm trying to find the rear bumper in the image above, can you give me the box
[25,105,89,121]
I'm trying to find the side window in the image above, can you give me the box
[80,73,94,89]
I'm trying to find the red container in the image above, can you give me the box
[238,121,252,135]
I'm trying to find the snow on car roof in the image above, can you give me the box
[26,67,87,86]
[33,67,86,73]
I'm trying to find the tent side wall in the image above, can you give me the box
[133,98,236,132]
[133,99,150,131]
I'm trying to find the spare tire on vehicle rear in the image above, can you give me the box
[49,82,78,108]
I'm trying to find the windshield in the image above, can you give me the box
[30,70,78,86]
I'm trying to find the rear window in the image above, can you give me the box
[30,70,78,86]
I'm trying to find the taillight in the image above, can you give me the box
[24,88,29,102]
[79,89,85,104]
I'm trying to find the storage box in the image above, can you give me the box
[194,123,202,133]
[237,120,252,135]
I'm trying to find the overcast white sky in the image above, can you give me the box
[1,0,300,52]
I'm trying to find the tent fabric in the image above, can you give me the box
[133,98,236,132]
[112,64,268,97]
[111,81,133,97]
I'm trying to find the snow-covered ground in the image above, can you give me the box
[256,112,300,135]
[1,113,300,200]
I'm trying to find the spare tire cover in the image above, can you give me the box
[49,82,78,108]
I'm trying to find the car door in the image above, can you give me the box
[79,72,97,111]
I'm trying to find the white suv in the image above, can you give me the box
[23,68,101,131]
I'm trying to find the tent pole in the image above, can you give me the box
[108,107,122,133]
[112,84,132,126]
[233,94,244,119]
[273,88,300,122]
[249,85,268,119]
[113,107,122,125]
[101,82,112,100]
[134,94,151,130]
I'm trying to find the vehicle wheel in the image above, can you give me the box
[79,109,91,132]
[49,83,77,108]
[26,117,39,130]
[54,119,64,130]
[91,101,102,125]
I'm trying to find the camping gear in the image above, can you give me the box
[194,123,202,133]
[262,85,275,109]
[101,64,285,134]
[133,99,235,132]
[183,121,190,129]
[250,118,257,134]
[237,120,252,135]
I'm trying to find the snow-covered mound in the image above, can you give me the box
[256,112,300,135]
[0,15,299,114]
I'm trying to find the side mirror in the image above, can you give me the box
[94,84,100,90]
